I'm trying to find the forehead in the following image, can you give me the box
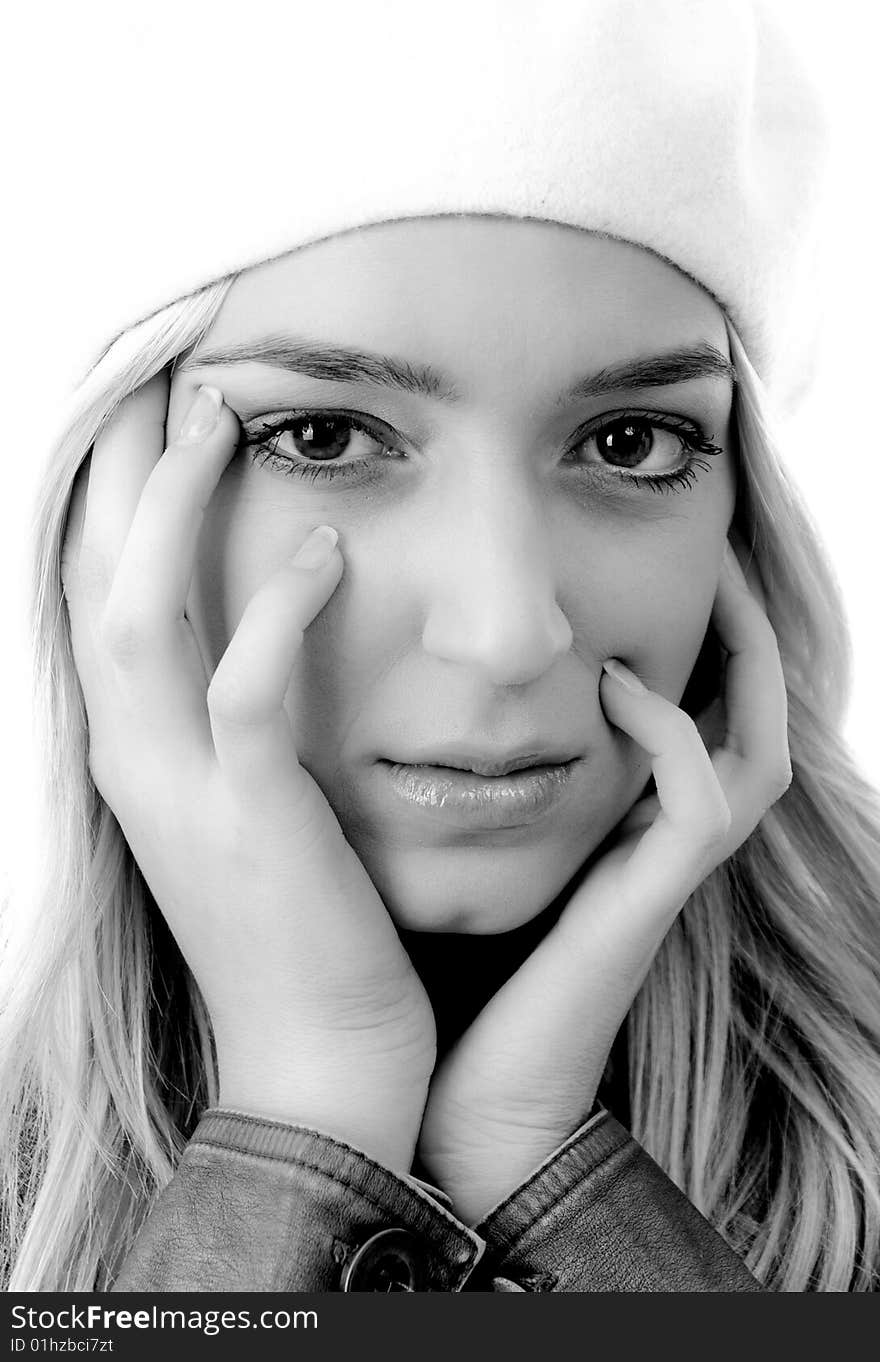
[199,216,728,387]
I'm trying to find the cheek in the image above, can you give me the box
[187,487,307,670]
[564,524,723,701]
[188,484,389,765]
[624,569,714,692]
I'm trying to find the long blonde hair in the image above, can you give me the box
[2,282,880,1291]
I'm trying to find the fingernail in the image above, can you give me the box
[603,658,647,694]
[291,525,339,570]
[176,385,222,444]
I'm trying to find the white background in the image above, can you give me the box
[0,2,878,890]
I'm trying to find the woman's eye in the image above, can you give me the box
[249,413,399,468]
[573,416,690,474]
[563,413,723,492]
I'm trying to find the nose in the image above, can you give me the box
[420,470,574,686]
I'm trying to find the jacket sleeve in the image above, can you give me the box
[469,1107,764,1292]
[110,1109,484,1292]
[110,1106,763,1292]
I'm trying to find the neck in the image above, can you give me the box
[400,891,569,1060]
[398,864,633,1130]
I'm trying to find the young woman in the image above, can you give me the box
[3,1,880,1293]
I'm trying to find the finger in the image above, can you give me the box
[96,387,242,766]
[709,544,791,822]
[726,524,768,610]
[75,372,171,612]
[599,661,731,909]
[60,455,90,594]
[102,386,236,637]
[208,527,344,809]
[62,376,170,694]
[68,379,236,771]
[61,455,100,693]
[601,662,729,837]
[615,789,661,837]
[62,377,172,760]
[63,458,138,772]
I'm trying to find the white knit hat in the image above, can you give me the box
[32,0,829,410]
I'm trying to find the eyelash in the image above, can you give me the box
[240,408,723,494]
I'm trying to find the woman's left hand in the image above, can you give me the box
[415,540,793,1224]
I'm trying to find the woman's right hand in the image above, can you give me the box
[60,371,436,1172]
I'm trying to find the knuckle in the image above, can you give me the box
[691,794,733,847]
[767,757,794,801]
[753,618,784,665]
[668,707,701,745]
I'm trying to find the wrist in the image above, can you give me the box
[217,1055,432,1177]
[418,1096,602,1225]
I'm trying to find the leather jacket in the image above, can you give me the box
[109,1105,763,1292]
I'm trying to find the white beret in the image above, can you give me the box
[31,0,829,408]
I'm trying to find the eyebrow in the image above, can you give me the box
[179,335,736,406]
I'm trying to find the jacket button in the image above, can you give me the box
[340,1228,424,1292]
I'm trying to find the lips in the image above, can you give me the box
[386,749,579,779]
[430,755,555,779]
[380,757,581,829]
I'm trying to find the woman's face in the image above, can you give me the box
[168,217,736,934]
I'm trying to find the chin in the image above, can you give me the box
[349,835,589,935]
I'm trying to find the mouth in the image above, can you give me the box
[377,756,583,829]
[384,748,581,779]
